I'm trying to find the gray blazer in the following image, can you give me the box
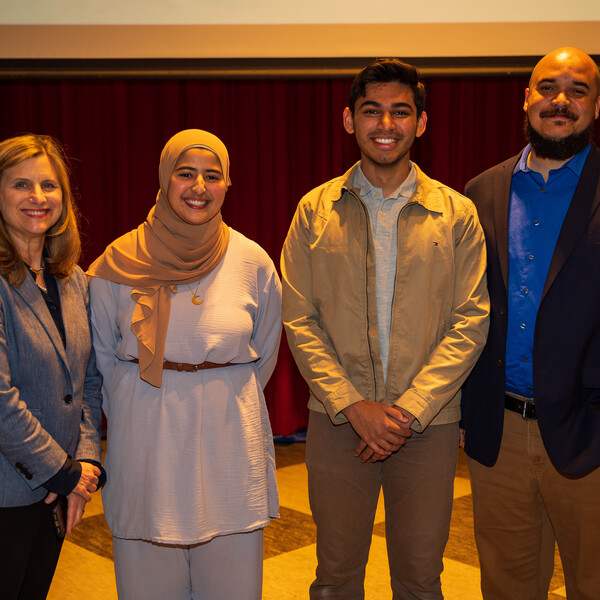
[0,266,103,507]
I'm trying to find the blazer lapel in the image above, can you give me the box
[542,145,600,299]
[13,275,69,369]
[56,276,86,370]
[493,158,517,292]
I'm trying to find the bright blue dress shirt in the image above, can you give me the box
[506,144,591,397]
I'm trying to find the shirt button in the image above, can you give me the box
[64,394,73,404]
[499,307,507,315]
[520,323,526,329]
[522,357,528,362]
[534,220,540,226]
[496,358,504,367]
[528,254,534,260]
[523,288,529,295]
[541,188,546,193]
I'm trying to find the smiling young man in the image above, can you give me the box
[462,47,600,599]
[281,58,490,599]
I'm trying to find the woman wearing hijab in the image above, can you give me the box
[0,133,104,599]
[88,129,281,600]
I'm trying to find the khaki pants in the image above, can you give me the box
[306,410,459,600]
[468,409,600,600]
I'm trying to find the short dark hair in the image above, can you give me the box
[348,58,426,118]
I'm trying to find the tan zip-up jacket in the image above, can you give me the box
[281,162,489,432]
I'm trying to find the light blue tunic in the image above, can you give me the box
[90,229,281,544]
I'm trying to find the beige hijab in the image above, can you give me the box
[87,129,231,387]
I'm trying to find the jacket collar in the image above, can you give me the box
[492,144,600,300]
[338,161,449,214]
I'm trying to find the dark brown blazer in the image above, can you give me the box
[462,144,600,477]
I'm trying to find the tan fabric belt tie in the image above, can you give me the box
[128,358,238,373]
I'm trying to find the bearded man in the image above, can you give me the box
[462,47,600,600]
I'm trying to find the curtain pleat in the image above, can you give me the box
[3,74,596,434]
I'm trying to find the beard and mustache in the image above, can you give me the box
[524,106,595,161]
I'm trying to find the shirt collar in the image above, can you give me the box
[353,161,417,200]
[514,143,591,177]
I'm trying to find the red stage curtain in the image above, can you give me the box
[2,75,596,434]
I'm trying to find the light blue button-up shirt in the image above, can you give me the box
[354,163,417,381]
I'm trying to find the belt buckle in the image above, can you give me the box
[522,400,536,421]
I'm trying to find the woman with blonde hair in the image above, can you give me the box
[88,129,281,600]
[0,133,104,600]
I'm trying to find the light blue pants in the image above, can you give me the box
[112,529,263,600]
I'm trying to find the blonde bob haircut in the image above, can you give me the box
[0,134,81,286]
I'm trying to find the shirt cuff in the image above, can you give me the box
[43,456,82,495]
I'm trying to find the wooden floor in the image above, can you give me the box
[48,444,567,599]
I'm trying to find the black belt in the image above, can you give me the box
[505,394,537,421]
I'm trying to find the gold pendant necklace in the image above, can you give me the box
[186,281,203,305]
[27,260,47,294]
